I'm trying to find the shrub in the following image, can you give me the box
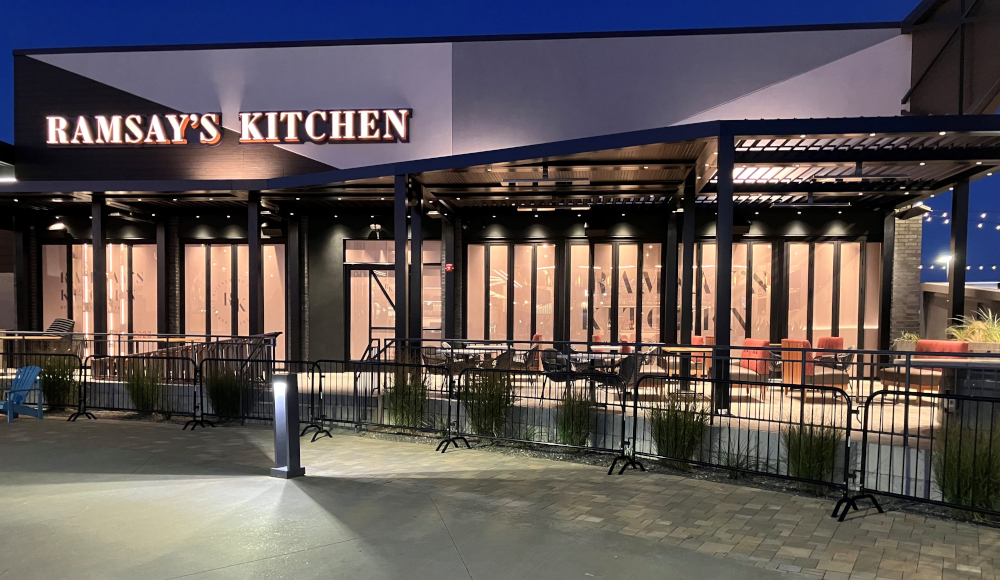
[649,398,708,469]
[123,360,163,414]
[39,355,79,409]
[204,365,243,419]
[461,370,516,437]
[385,366,428,429]
[947,309,1000,343]
[932,418,1000,521]
[557,385,594,447]
[720,436,757,480]
[782,424,842,490]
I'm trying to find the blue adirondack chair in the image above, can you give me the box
[1,366,43,422]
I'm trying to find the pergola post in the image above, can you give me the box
[663,211,679,343]
[156,219,168,335]
[92,193,107,353]
[948,179,970,322]
[679,172,696,344]
[408,195,423,342]
[713,131,735,412]
[878,213,895,350]
[393,175,408,349]
[248,191,264,336]
[442,214,456,340]
[286,217,301,360]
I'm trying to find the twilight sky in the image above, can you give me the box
[1,0,996,278]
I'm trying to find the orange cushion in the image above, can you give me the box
[914,340,968,366]
[816,336,844,350]
[740,338,770,374]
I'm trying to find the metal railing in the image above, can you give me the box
[5,339,1000,521]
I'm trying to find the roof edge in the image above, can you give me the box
[13,21,901,56]
[0,141,14,166]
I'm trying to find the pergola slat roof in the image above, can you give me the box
[1,116,997,217]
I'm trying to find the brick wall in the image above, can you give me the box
[890,216,922,341]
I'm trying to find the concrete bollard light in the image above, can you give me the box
[271,373,306,479]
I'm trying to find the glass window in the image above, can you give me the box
[512,244,532,341]
[488,245,508,340]
[731,243,747,347]
[184,245,207,335]
[787,243,809,340]
[839,243,862,349]
[237,245,249,335]
[750,243,772,341]
[617,244,638,344]
[813,243,835,341]
[467,244,485,340]
[536,244,555,342]
[423,264,442,340]
[864,243,882,349]
[570,244,589,343]
[264,244,285,360]
[72,245,94,336]
[42,245,68,330]
[699,243,716,340]
[422,241,442,264]
[593,244,612,342]
[640,244,661,344]
[210,245,233,336]
[345,240,394,263]
[349,270,370,360]
[131,245,157,336]
[106,244,129,337]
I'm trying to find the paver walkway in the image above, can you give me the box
[1,417,998,580]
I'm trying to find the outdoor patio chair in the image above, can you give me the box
[44,318,75,335]
[490,349,515,371]
[780,339,850,388]
[727,338,771,398]
[421,346,449,371]
[1,365,43,422]
[540,348,574,399]
[879,339,969,392]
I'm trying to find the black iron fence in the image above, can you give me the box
[5,340,1000,521]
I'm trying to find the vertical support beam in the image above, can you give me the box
[949,179,969,322]
[714,130,735,412]
[13,215,31,331]
[287,217,301,360]
[92,194,108,351]
[156,219,168,335]
[663,211,679,343]
[878,213,895,351]
[247,192,264,335]
[680,172,696,344]
[442,214,456,340]
[408,195,423,341]
[393,175,408,345]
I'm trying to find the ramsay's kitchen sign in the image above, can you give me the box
[45,109,412,146]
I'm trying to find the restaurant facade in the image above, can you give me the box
[2,0,999,361]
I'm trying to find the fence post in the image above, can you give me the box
[271,373,306,479]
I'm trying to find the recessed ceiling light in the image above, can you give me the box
[939,131,946,136]
[977,162,983,165]
[800,134,806,138]
[173,198,177,201]
[643,166,648,169]
[137,198,141,201]
[296,197,300,200]
[869,133,876,137]
[920,162,926,166]
[227,215,231,218]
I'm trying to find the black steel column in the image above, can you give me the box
[393,175,408,344]
[13,215,31,330]
[878,213,895,350]
[92,194,108,352]
[408,196,423,341]
[680,173,696,344]
[664,212,679,343]
[714,131,735,411]
[287,216,301,360]
[949,179,970,322]
[442,214,456,339]
[156,220,168,335]
[248,192,264,335]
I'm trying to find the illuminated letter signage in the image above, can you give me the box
[45,108,412,146]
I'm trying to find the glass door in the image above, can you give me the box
[347,268,396,360]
